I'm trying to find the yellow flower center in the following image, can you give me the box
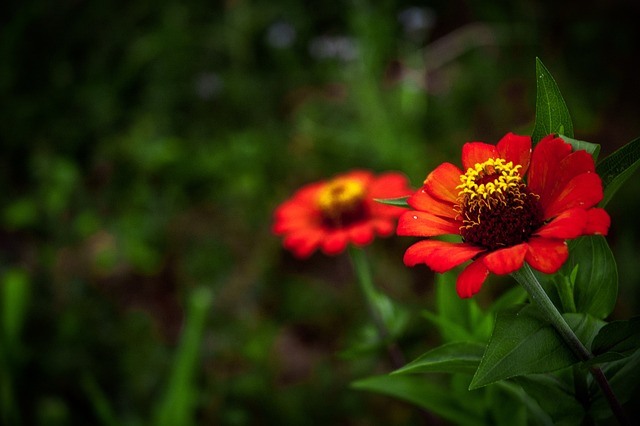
[457,158,523,201]
[455,158,543,250]
[317,177,368,227]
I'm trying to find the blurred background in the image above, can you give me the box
[1,0,640,424]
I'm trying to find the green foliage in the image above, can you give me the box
[351,375,486,426]
[590,317,640,363]
[2,2,640,425]
[590,348,640,419]
[392,341,485,375]
[564,236,618,320]
[531,57,574,143]
[514,375,586,426]
[154,287,212,426]
[560,135,601,161]
[596,136,640,207]
[373,196,411,208]
[470,305,577,389]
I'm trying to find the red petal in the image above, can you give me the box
[424,163,463,204]
[341,170,374,185]
[321,230,349,255]
[543,172,603,219]
[273,211,318,234]
[397,211,460,237]
[541,150,597,207]
[482,244,527,275]
[462,142,499,171]
[368,172,412,199]
[408,187,458,219]
[496,133,532,176]
[584,208,611,236]
[371,218,395,236]
[557,149,596,181]
[283,228,325,258]
[403,240,485,273]
[456,259,490,298]
[534,208,587,239]
[348,223,374,246]
[525,237,568,274]
[527,135,572,204]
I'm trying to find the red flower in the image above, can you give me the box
[274,170,412,258]
[398,133,610,298]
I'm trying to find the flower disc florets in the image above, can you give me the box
[317,177,368,228]
[456,158,544,250]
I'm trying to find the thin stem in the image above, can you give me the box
[511,265,591,360]
[349,247,441,426]
[511,264,629,426]
[348,247,405,369]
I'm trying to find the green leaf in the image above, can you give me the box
[154,287,213,426]
[2,269,30,349]
[487,383,529,426]
[596,136,640,207]
[432,270,493,343]
[565,236,618,320]
[351,374,485,426]
[514,374,585,426]
[591,317,640,357]
[392,341,486,375]
[589,348,640,420]
[531,57,574,143]
[470,305,577,389]
[560,135,600,162]
[488,286,528,315]
[374,196,410,208]
[563,313,606,350]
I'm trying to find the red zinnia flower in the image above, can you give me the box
[273,170,412,258]
[398,133,610,298]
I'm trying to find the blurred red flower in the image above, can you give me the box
[273,170,412,258]
[398,133,610,298]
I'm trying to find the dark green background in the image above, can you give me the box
[1,0,639,424]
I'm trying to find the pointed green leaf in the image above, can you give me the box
[421,310,476,342]
[470,305,577,389]
[433,270,493,343]
[392,341,486,375]
[563,313,606,350]
[592,317,640,356]
[351,374,485,426]
[531,58,574,143]
[374,196,410,208]
[589,348,640,420]
[487,383,529,426]
[514,374,585,426]
[488,286,528,315]
[585,316,640,365]
[560,135,600,161]
[154,287,213,426]
[596,136,640,207]
[565,236,617,319]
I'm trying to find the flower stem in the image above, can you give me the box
[348,247,405,369]
[511,264,629,426]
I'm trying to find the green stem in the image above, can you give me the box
[348,247,405,369]
[511,264,629,426]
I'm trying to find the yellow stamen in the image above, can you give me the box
[456,158,522,201]
[455,158,543,250]
[317,177,367,219]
